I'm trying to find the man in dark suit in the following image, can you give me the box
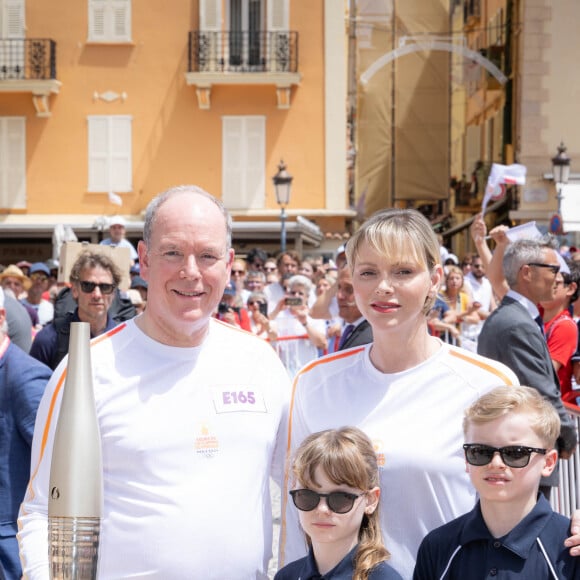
[0,288,52,579]
[336,265,373,350]
[478,238,577,489]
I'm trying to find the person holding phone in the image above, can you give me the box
[214,281,251,331]
[246,291,272,338]
[269,274,327,376]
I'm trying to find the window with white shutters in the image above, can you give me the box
[222,116,265,209]
[200,0,221,30]
[0,0,25,79]
[0,117,26,209]
[88,116,132,192]
[267,0,289,71]
[267,0,287,30]
[88,0,131,43]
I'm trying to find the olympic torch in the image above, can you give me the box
[48,322,102,579]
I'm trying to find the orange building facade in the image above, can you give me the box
[0,0,352,264]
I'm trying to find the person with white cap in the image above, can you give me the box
[99,214,139,262]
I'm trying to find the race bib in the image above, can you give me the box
[212,386,267,414]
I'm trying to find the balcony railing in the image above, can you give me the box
[0,38,57,80]
[464,0,481,22]
[188,30,298,74]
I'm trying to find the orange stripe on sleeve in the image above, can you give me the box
[39,371,67,468]
[92,321,126,345]
[21,368,67,511]
[449,348,516,386]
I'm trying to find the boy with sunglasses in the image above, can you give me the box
[414,386,578,579]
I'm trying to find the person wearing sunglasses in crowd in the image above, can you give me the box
[230,257,251,303]
[29,251,123,370]
[20,262,54,327]
[276,427,402,580]
[478,238,578,498]
[280,209,519,578]
[540,263,580,405]
[246,291,272,338]
[246,246,269,272]
[264,259,280,285]
[414,386,578,579]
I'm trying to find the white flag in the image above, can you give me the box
[482,163,526,215]
[108,191,123,206]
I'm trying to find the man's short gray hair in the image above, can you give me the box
[503,236,558,288]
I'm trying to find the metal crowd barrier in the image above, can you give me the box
[551,400,580,518]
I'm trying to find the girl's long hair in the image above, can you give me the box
[291,427,390,580]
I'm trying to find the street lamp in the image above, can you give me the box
[551,141,571,216]
[272,159,293,253]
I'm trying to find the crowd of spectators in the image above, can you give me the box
[4,201,580,578]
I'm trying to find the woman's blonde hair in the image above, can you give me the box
[291,427,389,580]
[345,208,441,314]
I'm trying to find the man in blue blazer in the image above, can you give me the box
[0,288,52,579]
[478,239,577,490]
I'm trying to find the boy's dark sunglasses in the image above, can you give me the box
[463,443,547,468]
[78,281,116,295]
[289,489,365,514]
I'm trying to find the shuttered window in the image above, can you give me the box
[267,0,287,30]
[199,0,221,30]
[267,0,289,71]
[88,0,131,42]
[88,116,132,192]
[1,0,24,36]
[0,117,26,209]
[0,0,25,79]
[222,116,265,209]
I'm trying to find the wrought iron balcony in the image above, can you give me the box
[463,0,481,26]
[0,38,57,80]
[188,30,298,74]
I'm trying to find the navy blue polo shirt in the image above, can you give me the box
[413,495,579,579]
[275,545,402,580]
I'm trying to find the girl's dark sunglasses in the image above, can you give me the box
[289,489,365,514]
[463,443,547,468]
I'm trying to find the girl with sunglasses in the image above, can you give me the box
[276,427,402,580]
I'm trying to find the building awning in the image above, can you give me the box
[0,213,325,248]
